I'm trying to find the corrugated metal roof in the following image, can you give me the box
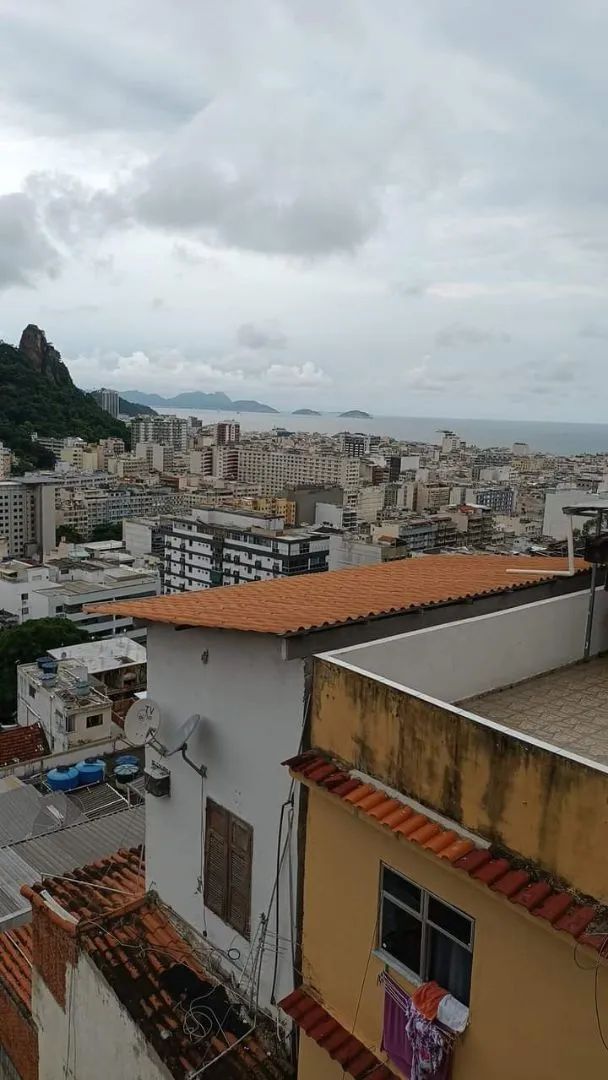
[0,805,144,928]
[66,782,128,820]
[13,804,144,877]
[0,787,86,847]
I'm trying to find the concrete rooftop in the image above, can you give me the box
[461,655,608,766]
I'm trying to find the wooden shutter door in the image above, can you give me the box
[204,800,229,920]
[228,816,253,939]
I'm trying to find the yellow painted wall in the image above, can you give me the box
[312,659,608,899]
[300,784,608,1080]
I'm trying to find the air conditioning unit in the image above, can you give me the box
[144,763,171,798]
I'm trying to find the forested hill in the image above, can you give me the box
[0,325,129,470]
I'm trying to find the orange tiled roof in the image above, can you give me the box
[280,988,396,1079]
[85,554,585,636]
[12,848,290,1079]
[0,723,49,768]
[285,751,607,952]
[0,925,32,1010]
[0,846,145,1013]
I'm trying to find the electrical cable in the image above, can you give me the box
[573,933,608,1052]
[341,910,379,1077]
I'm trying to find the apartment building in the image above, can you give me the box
[336,431,381,456]
[450,503,495,547]
[282,584,608,1079]
[215,420,240,445]
[0,560,52,622]
[0,442,11,479]
[237,446,361,498]
[91,387,120,418]
[0,478,56,559]
[130,415,188,450]
[56,485,186,537]
[415,482,452,513]
[17,658,114,753]
[164,506,329,592]
[465,485,517,514]
[88,554,585,1019]
[30,565,160,642]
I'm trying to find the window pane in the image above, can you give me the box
[428,927,472,1005]
[428,896,472,945]
[383,868,421,912]
[381,896,422,975]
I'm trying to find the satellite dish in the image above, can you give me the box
[159,713,201,757]
[124,699,161,747]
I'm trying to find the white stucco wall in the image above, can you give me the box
[34,954,169,1080]
[145,623,305,1013]
[326,589,608,703]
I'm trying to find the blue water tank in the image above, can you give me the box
[114,762,140,783]
[116,755,139,767]
[75,758,106,786]
[47,766,80,791]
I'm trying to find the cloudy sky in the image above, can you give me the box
[1,1,607,420]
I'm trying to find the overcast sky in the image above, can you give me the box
[1,1,607,419]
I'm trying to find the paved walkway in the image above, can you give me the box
[461,655,608,765]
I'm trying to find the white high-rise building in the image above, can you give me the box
[0,479,56,558]
[130,416,188,451]
[99,388,120,418]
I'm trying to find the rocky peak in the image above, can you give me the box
[18,324,72,387]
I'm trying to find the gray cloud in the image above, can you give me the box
[1,2,608,419]
[435,323,512,349]
[236,323,287,350]
[0,192,60,288]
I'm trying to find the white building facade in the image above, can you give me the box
[164,507,329,592]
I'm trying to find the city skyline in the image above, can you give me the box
[1,3,608,420]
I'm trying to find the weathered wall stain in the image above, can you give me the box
[312,658,608,897]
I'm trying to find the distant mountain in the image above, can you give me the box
[122,390,278,413]
[292,408,321,416]
[340,409,373,419]
[0,325,129,470]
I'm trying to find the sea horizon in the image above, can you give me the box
[159,407,608,456]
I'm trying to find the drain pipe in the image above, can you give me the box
[583,512,603,661]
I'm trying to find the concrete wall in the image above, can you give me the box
[312,658,608,898]
[35,954,168,1080]
[145,623,305,1013]
[325,588,608,703]
[298,783,608,1080]
[542,488,608,539]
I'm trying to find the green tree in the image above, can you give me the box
[56,525,84,544]
[0,618,90,720]
[90,522,123,542]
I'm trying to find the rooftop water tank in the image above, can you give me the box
[47,766,80,791]
[73,680,90,701]
[75,758,105,786]
[114,762,140,785]
[115,755,139,767]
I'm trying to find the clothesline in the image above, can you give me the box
[378,971,458,1049]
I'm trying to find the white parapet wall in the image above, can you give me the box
[323,588,608,703]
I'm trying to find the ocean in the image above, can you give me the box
[163,408,608,456]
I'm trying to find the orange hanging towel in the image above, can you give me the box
[411,981,448,1021]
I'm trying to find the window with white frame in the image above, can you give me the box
[378,865,474,1005]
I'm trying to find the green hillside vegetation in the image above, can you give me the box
[0,327,129,471]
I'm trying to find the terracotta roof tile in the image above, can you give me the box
[0,925,32,1010]
[86,555,585,636]
[0,722,49,767]
[9,848,291,1078]
[279,988,397,1079]
[286,751,608,958]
